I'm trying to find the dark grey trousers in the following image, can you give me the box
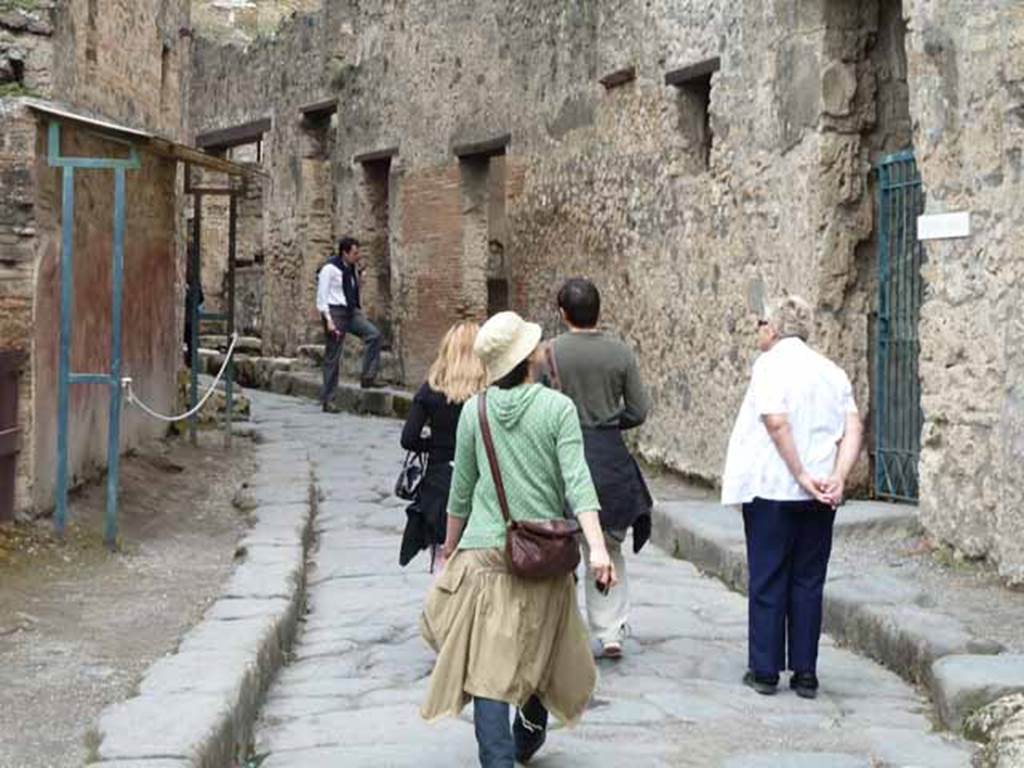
[321,306,382,404]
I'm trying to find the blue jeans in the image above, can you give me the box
[473,696,548,768]
[474,698,514,768]
[321,307,382,403]
[742,497,836,678]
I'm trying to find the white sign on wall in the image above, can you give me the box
[917,211,971,240]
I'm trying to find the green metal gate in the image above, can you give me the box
[874,149,924,501]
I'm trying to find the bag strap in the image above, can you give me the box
[544,343,561,391]
[477,391,512,526]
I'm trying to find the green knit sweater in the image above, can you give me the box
[447,383,600,550]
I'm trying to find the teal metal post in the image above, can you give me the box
[55,164,75,537]
[48,120,139,543]
[104,168,126,547]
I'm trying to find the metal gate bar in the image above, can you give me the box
[874,149,924,502]
[184,169,239,448]
[48,120,140,544]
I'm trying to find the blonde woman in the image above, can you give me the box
[399,321,488,569]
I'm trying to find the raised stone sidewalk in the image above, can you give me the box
[85,416,317,765]
[653,501,1024,739]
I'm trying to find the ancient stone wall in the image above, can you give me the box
[191,0,320,46]
[190,0,1024,582]
[0,1,56,97]
[1,0,192,516]
[50,0,190,139]
[903,0,1024,583]
[0,104,39,515]
[191,12,331,354]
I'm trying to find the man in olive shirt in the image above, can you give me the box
[544,278,652,658]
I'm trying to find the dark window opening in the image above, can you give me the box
[86,0,98,64]
[159,43,171,113]
[360,157,393,340]
[487,278,509,317]
[666,57,719,171]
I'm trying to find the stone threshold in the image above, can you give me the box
[652,501,1024,736]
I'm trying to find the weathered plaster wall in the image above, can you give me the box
[31,126,179,511]
[904,0,1024,583]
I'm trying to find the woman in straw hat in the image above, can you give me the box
[420,311,617,767]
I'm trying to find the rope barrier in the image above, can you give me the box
[124,333,240,423]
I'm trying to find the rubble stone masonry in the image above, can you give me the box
[189,0,1024,583]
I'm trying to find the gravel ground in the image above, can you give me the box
[0,429,255,768]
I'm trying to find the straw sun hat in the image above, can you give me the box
[473,311,543,385]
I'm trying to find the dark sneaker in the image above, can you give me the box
[790,672,819,699]
[322,402,340,413]
[360,378,381,390]
[743,670,779,696]
[513,702,548,763]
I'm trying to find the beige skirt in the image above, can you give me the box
[419,548,597,726]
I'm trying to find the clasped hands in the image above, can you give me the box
[797,471,845,508]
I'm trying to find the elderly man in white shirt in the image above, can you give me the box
[316,236,382,411]
[722,295,862,699]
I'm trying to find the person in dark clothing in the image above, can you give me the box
[317,236,382,411]
[399,321,487,569]
[183,243,203,368]
[541,277,652,659]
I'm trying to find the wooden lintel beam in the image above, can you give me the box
[195,117,272,149]
[451,133,510,158]
[600,65,637,89]
[665,57,721,87]
[352,146,400,164]
[300,97,338,118]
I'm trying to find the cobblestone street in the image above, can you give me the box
[248,390,973,767]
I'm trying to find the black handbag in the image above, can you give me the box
[394,451,426,501]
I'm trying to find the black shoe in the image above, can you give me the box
[513,710,547,764]
[360,378,381,390]
[743,670,779,696]
[790,672,819,699]
[322,402,340,413]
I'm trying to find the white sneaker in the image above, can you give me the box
[601,640,623,659]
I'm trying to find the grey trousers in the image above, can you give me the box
[321,306,382,404]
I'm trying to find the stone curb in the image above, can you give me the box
[86,441,318,767]
[268,369,413,420]
[652,500,1006,730]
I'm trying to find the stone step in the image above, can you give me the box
[198,334,264,355]
[269,369,413,420]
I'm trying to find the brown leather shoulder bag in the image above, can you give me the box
[477,391,581,580]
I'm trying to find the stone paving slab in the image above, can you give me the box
[653,499,1005,722]
[249,394,975,767]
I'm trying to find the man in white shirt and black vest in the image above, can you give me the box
[316,236,382,411]
[722,295,863,699]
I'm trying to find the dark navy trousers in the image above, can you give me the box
[742,497,836,679]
